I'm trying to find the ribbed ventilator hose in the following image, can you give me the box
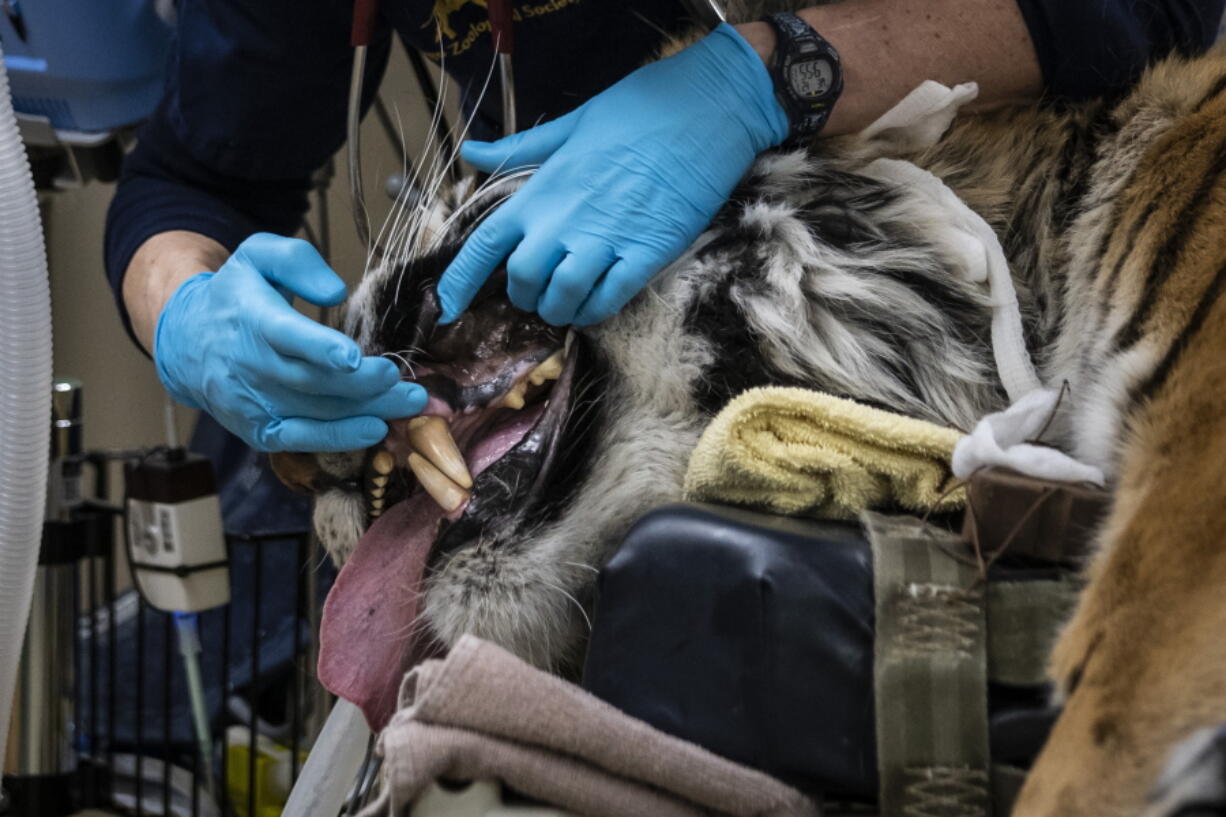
[0,43,53,788]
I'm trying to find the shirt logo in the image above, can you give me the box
[424,0,583,58]
[429,0,488,41]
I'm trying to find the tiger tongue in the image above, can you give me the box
[317,494,446,731]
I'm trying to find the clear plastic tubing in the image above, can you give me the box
[175,613,217,797]
[0,44,53,788]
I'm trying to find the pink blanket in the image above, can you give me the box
[361,635,819,817]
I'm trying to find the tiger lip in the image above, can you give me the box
[369,349,567,516]
[411,347,563,416]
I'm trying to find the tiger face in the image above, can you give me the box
[274,145,1017,728]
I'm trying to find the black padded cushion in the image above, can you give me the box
[582,502,878,797]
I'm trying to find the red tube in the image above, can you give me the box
[488,0,514,55]
[351,0,380,47]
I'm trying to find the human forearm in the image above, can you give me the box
[735,0,1042,136]
[122,230,230,354]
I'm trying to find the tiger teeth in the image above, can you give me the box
[370,486,385,499]
[407,452,470,512]
[372,450,395,475]
[528,350,564,386]
[370,497,384,510]
[373,475,389,488]
[407,416,473,489]
[499,380,528,410]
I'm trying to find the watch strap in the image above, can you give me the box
[761,12,843,142]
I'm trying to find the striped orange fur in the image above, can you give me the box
[896,50,1226,816]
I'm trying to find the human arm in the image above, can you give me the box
[740,0,1226,127]
[735,0,1042,137]
[436,0,1045,328]
[105,0,393,348]
[121,230,227,355]
[104,0,421,452]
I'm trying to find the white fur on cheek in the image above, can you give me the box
[313,488,366,566]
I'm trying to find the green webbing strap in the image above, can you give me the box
[865,512,992,817]
[985,580,1079,688]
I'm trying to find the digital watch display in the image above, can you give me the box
[762,12,843,142]
[789,58,834,98]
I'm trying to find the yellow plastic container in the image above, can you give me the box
[225,725,305,817]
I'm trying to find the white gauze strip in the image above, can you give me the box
[863,156,1043,402]
[857,80,1042,401]
[859,83,1109,486]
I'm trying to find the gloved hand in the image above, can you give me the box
[154,233,426,452]
[438,22,788,327]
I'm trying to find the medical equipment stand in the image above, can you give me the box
[4,380,92,817]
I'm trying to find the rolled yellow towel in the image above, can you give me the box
[683,387,966,520]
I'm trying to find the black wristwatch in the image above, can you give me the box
[761,12,843,142]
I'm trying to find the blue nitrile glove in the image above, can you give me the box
[438,22,788,327]
[154,233,426,452]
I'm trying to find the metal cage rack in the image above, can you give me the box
[2,450,346,817]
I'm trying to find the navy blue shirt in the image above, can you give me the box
[105,0,1225,343]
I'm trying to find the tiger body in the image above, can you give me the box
[889,50,1226,815]
[297,29,1226,817]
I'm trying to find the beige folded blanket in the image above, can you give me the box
[684,386,966,520]
[361,635,817,817]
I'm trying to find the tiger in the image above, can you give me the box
[271,5,1226,814]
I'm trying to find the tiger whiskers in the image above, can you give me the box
[534,577,593,634]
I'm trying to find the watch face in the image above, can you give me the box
[789,57,834,99]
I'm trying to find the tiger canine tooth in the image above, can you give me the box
[372,450,395,475]
[407,453,470,512]
[407,416,473,489]
[528,351,565,386]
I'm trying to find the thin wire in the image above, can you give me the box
[347,45,371,251]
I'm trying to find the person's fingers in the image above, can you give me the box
[266,381,427,423]
[259,416,390,453]
[257,306,363,372]
[505,236,567,311]
[236,233,349,307]
[437,210,524,322]
[267,355,401,398]
[461,108,581,172]
[572,252,659,327]
[536,242,618,326]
